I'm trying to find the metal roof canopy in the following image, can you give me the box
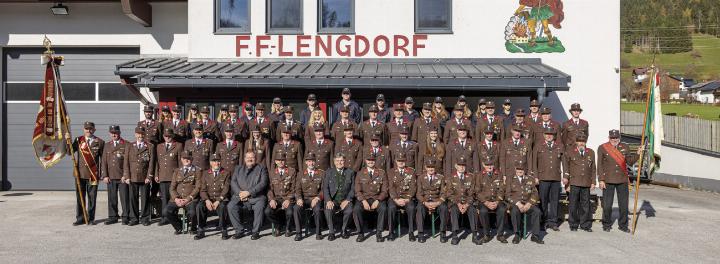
[115,58,571,92]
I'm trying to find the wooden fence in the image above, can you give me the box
[620,111,720,153]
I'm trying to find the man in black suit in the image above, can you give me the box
[322,153,356,241]
[228,151,269,240]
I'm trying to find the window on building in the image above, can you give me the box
[5,83,42,101]
[318,0,354,33]
[415,0,452,34]
[61,83,96,101]
[215,0,251,34]
[267,0,303,34]
[98,83,138,101]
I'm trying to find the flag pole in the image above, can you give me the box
[631,59,655,236]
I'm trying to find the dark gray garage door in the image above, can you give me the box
[3,47,141,190]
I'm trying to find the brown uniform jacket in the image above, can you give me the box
[561,118,589,150]
[388,167,417,200]
[358,119,388,146]
[330,119,358,142]
[444,117,473,142]
[533,120,562,149]
[101,139,127,180]
[499,137,533,178]
[417,141,444,173]
[215,140,244,173]
[388,140,419,170]
[386,117,412,144]
[195,119,222,144]
[504,120,534,142]
[443,172,476,204]
[184,138,215,170]
[412,117,442,145]
[305,138,334,171]
[221,118,249,142]
[444,138,480,175]
[505,175,539,206]
[199,168,231,201]
[562,147,597,187]
[123,141,155,182]
[155,141,183,182]
[72,136,104,180]
[531,140,564,181]
[244,138,272,169]
[597,143,638,184]
[334,138,363,172]
[416,173,445,203]
[275,119,304,143]
[295,168,325,200]
[163,119,190,142]
[354,168,389,201]
[170,165,201,200]
[303,121,330,146]
[361,145,391,171]
[268,167,297,201]
[138,119,161,144]
[476,114,504,141]
[249,116,276,142]
[475,170,505,203]
[271,140,303,171]
[477,139,501,167]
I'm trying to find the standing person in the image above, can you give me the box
[532,127,564,231]
[415,160,448,243]
[478,126,501,167]
[561,103,589,150]
[300,93,320,126]
[432,96,449,129]
[476,101,504,141]
[444,124,479,176]
[195,106,221,144]
[334,125,363,172]
[164,105,189,143]
[375,94,391,123]
[474,98,488,121]
[444,104,473,143]
[223,105,249,143]
[353,155,389,243]
[276,106,304,143]
[417,128,444,172]
[250,103,276,143]
[500,99,514,129]
[444,157,478,245]
[272,129,303,172]
[186,104,199,124]
[504,109,533,142]
[361,133,391,171]
[184,125,215,170]
[165,150,201,235]
[265,154,297,237]
[245,126,272,169]
[138,105,161,145]
[101,125,129,225]
[304,109,330,147]
[241,103,255,124]
[305,125,334,171]
[228,151,269,240]
[499,124,533,179]
[217,104,229,123]
[533,107,562,150]
[598,129,640,233]
[330,105,358,142]
[293,153,325,241]
[412,102,442,145]
[330,88,362,125]
[387,153,418,241]
[155,128,183,226]
[159,105,172,124]
[403,97,419,123]
[269,97,284,123]
[71,121,104,225]
[216,125,244,174]
[527,99,542,123]
[322,153,356,241]
[456,95,473,120]
[475,159,508,244]
[358,105,388,146]
[387,104,412,144]
[196,154,232,240]
[122,126,155,226]
[505,162,544,244]
[388,126,418,170]
[563,134,596,232]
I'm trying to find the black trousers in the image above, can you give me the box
[106,179,129,221]
[478,202,507,236]
[569,186,592,229]
[602,183,629,229]
[353,198,387,234]
[150,181,161,217]
[324,200,354,234]
[228,197,266,234]
[293,198,323,235]
[449,203,478,233]
[416,202,448,234]
[165,200,198,231]
[75,179,98,222]
[388,199,416,234]
[128,182,151,223]
[539,180,561,227]
[158,182,171,220]
[510,203,541,236]
[264,199,295,231]
[197,200,228,230]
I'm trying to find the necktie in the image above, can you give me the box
[371,121,376,127]
[174,120,178,127]
[280,169,284,177]
[288,121,293,127]
[432,142,436,149]
[459,173,464,181]
[227,141,232,149]
[544,123,548,129]
[197,140,201,146]
[397,120,401,127]
[184,167,189,174]
[402,142,407,149]
[204,120,207,126]
[309,171,314,178]
[259,118,263,124]
[374,148,378,155]
[461,141,465,148]
[114,141,118,147]
[146,120,150,126]
[426,118,430,124]
[214,170,218,177]
[487,142,492,149]
[548,142,552,148]
[514,140,519,147]
[575,120,579,126]
[580,149,585,157]
[347,140,352,145]
[166,143,170,150]
[489,117,493,123]
[317,141,322,146]
[285,143,289,148]
[232,119,236,124]
[87,138,93,146]
[137,142,143,149]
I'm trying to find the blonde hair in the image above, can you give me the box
[463,106,472,119]
[308,109,326,125]
[217,111,229,123]
[432,104,449,121]
[271,103,283,114]
[186,109,198,123]
[425,135,445,158]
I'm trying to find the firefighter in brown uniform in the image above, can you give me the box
[358,105,388,146]
[293,153,325,241]
[532,127,565,231]
[532,107,562,150]
[70,121,104,225]
[445,104,473,143]
[412,102,443,146]
[563,134,596,232]
[330,105,358,142]
[155,128,183,226]
[504,109,534,142]
[122,126,155,226]
[138,105,161,145]
[361,132,391,171]
[598,129,640,233]
[476,101,504,141]
[303,108,330,147]
[334,125,363,172]
[196,154,232,240]
[194,106,222,144]
[561,103,589,151]
[272,128,303,172]
[101,125,129,225]
[250,103,276,143]
[527,99,541,123]
[478,126,501,167]
[353,155,389,242]
[444,124,479,176]
[305,125,334,171]
[475,158,508,244]
[245,126,272,169]
[216,125,244,174]
[499,124,533,179]
[165,105,190,143]
[388,126,418,170]
[165,150,201,234]
[415,159,448,243]
[265,153,297,237]
[223,104,249,142]
[506,161,544,244]
[387,153,418,241]
[387,104,412,144]
[275,106,304,143]
[444,157,478,245]
[417,126,444,173]
[184,124,215,170]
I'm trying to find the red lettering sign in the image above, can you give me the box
[234,35,428,58]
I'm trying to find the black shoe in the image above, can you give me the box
[439,232,448,243]
[356,233,366,242]
[603,227,611,232]
[512,235,521,244]
[272,229,281,237]
[128,220,139,226]
[194,232,205,240]
[408,233,416,242]
[451,234,460,245]
[174,229,183,235]
[72,220,84,226]
[619,227,631,233]
[316,234,323,240]
[250,233,260,240]
[87,220,96,225]
[496,235,507,244]
[341,231,350,239]
[328,233,336,241]
[570,227,578,231]
[221,230,230,240]
[472,233,481,245]
[121,219,129,225]
[158,219,169,226]
[582,228,593,232]
[418,234,427,243]
[189,229,197,235]
[142,221,151,226]
[376,234,385,243]
[232,232,244,240]
[549,225,559,231]
[104,219,118,225]
[285,230,293,237]
[531,235,544,244]
[294,234,302,241]
[388,232,397,241]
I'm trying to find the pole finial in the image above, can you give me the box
[43,35,53,55]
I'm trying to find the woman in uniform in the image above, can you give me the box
[304,109,330,146]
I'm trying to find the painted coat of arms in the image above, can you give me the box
[505,0,565,53]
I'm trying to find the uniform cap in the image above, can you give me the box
[515,109,526,116]
[163,128,175,137]
[307,93,317,101]
[340,105,350,113]
[84,121,95,129]
[171,105,183,112]
[228,104,239,112]
[609,129,620,138]
[224,125,235,133]
[189,104,198,110]
[457,95,466,102]
[395,153,407,162]
[193,124,204,131]
[342,88,351,94]
[576,133,588,142]
[514,161,526,170]
[368,105,379,113]
[543,127,557,134]
[422,102,432,110]
[109,125,121,133]
[135,126,145,134]
[503,98,512,105]
[393,104,404,111]
[456,156,467,165]
[181,150,193,159]
[220,104,229,111]
[161,105,171,112]
[485,101,496,108]
[284,106,294,113]
[255,103,266,111]
[143,105,154,112]
[376,94,385,101]
[434,96,443,103]
[200,106,210,114]
[405,97,414,104]
[529,99,540,107]
[541,107,552,115]
[478,98,487,105]
[210,153,221,161]
[305,152,317,160]
[273,97,282,104]
[570,103,583,112]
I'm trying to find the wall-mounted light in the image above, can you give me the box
[51,3,69,15]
